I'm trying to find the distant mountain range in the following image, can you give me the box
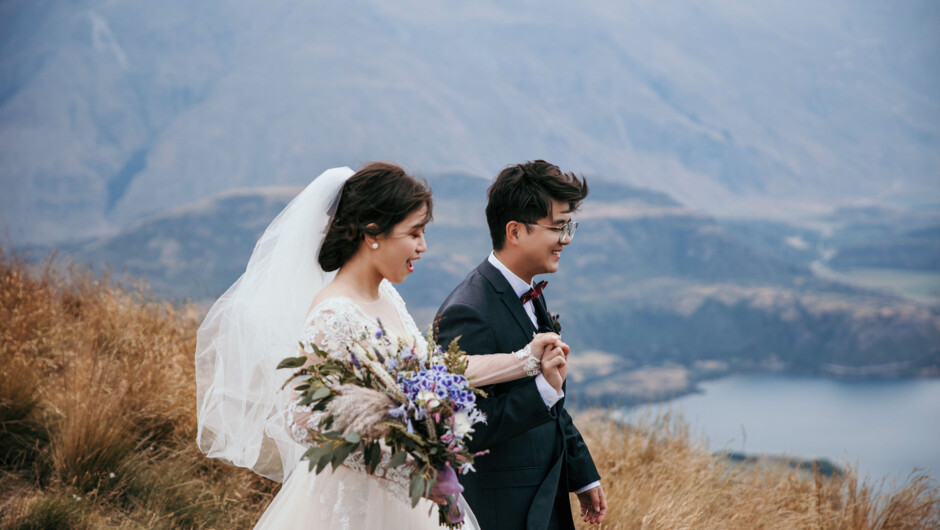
[4,0,938,403]
[59,173,940,404]
[2,0,939,246]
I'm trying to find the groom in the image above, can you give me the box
[436,160,607,529]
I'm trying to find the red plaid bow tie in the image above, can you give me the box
[520,280,547,304]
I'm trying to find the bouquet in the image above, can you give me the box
[278,320,486,528]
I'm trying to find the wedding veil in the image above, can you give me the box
[195,166,354,482]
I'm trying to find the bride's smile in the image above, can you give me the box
[373,204,428,283]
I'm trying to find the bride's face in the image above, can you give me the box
[372,205,429,283]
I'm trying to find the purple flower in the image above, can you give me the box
[388,403,407,419]
[385,355,399,371]
[431,464,466,524]
[431,463,464,498]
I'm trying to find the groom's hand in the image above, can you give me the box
[576,484,608,525]
[529,333,561,359]
[541,345,568,393]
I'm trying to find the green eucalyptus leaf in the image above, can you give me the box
[362,442,374,472]
[332,442,355,468]
[306,444,330,462]
[344,432,361,444]
[424,474,435,498]
[316,451,332,474]
[311,387,331,401]
[368,442,382,474]
[409,475,424,507]
[388,450,408,469]
[277,356,307,370]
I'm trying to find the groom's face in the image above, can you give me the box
[518,198,573,277]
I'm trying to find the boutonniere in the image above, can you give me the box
[550,312,562,334]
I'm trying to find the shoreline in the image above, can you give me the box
[567,361,940,409]
[582,374,940,484]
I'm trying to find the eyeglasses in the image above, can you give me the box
[524,221,578,243]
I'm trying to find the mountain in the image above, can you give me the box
[2,0,938,246]
[61,186,298,301]
[64,173,940,405]
[718,205,940,298]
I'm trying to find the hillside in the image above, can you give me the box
[1,254,937,529]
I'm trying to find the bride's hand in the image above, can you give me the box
[527,333,562,360]
[540,344,566,367]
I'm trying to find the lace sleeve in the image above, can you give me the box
[463,345,541,387]
[297,300,370,361]
[286,300,370,446]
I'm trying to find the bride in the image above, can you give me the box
[195,163,568,529]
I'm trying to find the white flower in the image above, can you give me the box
[109,472,116,479]
[452,412,473,439]
[417,390,440,410]
[467,408,487,425]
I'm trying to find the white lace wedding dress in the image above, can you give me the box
[254,280,537,529]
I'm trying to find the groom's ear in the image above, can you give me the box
[504,221,523,248]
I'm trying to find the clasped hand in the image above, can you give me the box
[528,333,569,392]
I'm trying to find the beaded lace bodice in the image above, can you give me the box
[284,280,541,503]
[287,280,422,501]
[298,280,427,360]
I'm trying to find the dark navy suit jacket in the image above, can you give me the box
[436,260,600,530]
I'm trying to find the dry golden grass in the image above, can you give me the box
[570,412,938,529]
[0,253,277,529]
[1,251,937,529]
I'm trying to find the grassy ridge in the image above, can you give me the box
[570,413,938,529]
[1,253,937,529]
[0,254,276,528]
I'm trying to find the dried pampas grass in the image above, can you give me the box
[326,385,396,440]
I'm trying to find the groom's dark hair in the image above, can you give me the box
[486,160,588,250]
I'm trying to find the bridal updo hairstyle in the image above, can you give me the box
[485,159,588,250]
[318,162,433,272]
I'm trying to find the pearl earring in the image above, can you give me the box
[371,242,379,249]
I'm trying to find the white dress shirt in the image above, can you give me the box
[487,252,602,495]
[487,252,564,409]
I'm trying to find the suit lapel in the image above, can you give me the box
[478,260,537,336]
[534,294,552,332]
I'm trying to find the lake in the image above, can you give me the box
[621,375,940,482]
